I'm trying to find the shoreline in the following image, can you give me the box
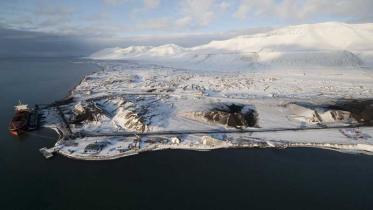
[56,142,373,161]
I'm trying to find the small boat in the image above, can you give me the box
[9,102,30,136]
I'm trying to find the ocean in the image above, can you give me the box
[1,58,373,210]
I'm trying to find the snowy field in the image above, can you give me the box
[42,22,373,160]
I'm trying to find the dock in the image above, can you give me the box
[27,105,39,131]
[55,106,73,137]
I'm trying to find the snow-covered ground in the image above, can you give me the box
[42,22,373,160]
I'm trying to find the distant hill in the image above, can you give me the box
[90,22,373,70]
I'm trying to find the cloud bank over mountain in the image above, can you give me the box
[1,0,373,57]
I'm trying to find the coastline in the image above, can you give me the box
[39,60,373,160]
[56,141,373,161]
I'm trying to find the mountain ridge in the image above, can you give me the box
[90,22,373,70]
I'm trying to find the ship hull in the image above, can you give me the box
[9,129,25,136]
[9,111,30,136]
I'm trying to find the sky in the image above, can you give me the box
[0,0,372,57]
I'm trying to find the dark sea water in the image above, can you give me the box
[1,58,373,210]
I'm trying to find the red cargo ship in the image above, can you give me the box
[9,103,30,136]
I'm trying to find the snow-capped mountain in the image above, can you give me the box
[90,22,373,69]
[89,46,153,60]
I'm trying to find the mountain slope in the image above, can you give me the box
[90,22,373,70]
[196,22,373,52]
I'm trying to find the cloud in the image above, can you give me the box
[136,18,171,30]
[135,16,192,31]
[234,0,373,22]
[175,0,231,28]
[175,16,193,27]
[1,2,79,34]
[0,27,94,57]
[103,0,160,9]
[144,0,160,9]
[0,1,129,38]
[108,27,272,47]
[218,1,230,11]
[102,0,127,6]
[0,24,272,57]
[134,0,227,31]
[2,0,372,52]
[180,0,216,27]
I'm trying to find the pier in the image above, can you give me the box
[27,105,39,131]
[55,106,73,138]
